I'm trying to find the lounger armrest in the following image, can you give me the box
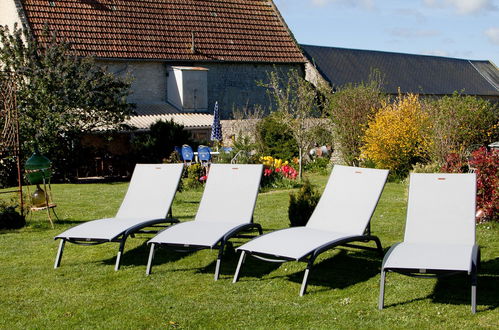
[123,218,179,237]
[222,223,262,243]
[381,242,401,270]
[308,234,381,262]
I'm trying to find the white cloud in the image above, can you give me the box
[485,27,499,44]
[422,0,496,14]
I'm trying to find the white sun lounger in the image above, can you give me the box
[378,173,479,313]
[54,163,184,270]
[233,165,389,296]
[146,164,263,280]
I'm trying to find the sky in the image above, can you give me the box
[273,0,499,66]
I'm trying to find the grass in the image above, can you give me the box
[0,173,497,329]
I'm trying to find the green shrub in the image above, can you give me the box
[183,163,205,190]
[131,119,193,163]
[288,179,320,227]
[320,74,385,166]
[0,197,26,230]
[425,93,498,164]
[256,113,298,161]
[304,157,330,174]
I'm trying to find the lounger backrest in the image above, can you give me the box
[306,165,389,235]
[195,164,263,224]
[404,173,476,245]
[115,163,184,220]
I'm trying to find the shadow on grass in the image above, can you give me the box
[101,240,196,268]
[286,250,381,292]
[383,258,498,312]
[432,257,499,311]
[197,247,282,279]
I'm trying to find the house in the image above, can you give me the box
[302,44,499,101]
[1,0,305,136]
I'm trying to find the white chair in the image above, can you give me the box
[54,163,184,270]
[146,164,263,280]
[378,173,479,313]
[233,165,389,296]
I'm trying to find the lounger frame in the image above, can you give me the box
[54,163,183,270]
[378,173,479,313]
[233,165,388,296]
[146,221,262,280]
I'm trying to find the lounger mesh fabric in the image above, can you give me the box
[54,163,184,269]
[379,173,479,313]
[233,165,389,295]
[146,164,263,279]
[237,165,389,260]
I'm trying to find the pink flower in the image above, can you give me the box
[264,168,273,176]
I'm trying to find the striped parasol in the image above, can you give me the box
[210,101,222,141]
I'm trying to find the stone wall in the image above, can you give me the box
[200,62,303,118]
[100,60,303,118]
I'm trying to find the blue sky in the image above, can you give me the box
[273,0,499,66]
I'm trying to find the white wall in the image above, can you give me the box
[0,1,22,30]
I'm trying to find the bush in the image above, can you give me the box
[0,157,20,189]
[256,113,298,161]
[0,197,26,230]
[304,157,330,174]
[131,119,193,163]
[425,93,498,164]
[361,93,432,179]
[321,75,385,166]
[469,147,498,222]
[183,163,206,190]
[441,153,468,173]
[288,179,320,227]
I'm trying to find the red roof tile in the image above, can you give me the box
[20,0,305,63]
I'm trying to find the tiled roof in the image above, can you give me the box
[302,44,499,96]
[19,0,305,63]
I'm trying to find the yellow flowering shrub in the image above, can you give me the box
[361,93,432,177]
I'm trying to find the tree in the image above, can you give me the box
[261,69,323,180]
[424,92,499,164]
[0,24,133,180]
[320,73,385,166]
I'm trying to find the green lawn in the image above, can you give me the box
[0,173,497,329]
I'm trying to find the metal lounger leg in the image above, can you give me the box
[115,238,127,271]
[54,240,65,269]
[214,258,221,281]
[378,270,386,310]
[300,267,311,297]
[214,242,227,281]
[471,271,477,314]
[232,251,246,283]
[146,243,156,275]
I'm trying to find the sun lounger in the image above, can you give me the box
[54,163,184,270]
[233,165,389,296]
[378,173,479,313]
[146,164,263,280]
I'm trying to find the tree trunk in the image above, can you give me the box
[298,146,303,181]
